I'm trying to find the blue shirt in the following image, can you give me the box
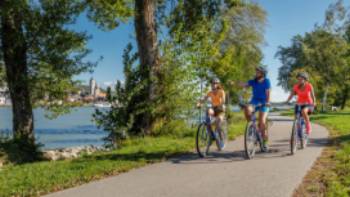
[248,78,271,104]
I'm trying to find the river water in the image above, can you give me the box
[0,107,108,149]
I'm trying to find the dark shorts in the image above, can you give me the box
[295,105,314,115]
[213,106,225,116]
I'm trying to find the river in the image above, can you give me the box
[0,107,108,150]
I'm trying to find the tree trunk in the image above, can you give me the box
[340,85,349,110]
[134,0,160,135]
[322,84,329,112]
[1,3,34,143]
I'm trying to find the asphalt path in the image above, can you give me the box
[45,114,329,197]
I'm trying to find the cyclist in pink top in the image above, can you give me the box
[286,72,316,134]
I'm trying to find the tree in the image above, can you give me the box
[168,0,266,101]
[134,0,161,135]
[87,0,159,135]
[94,43,145,145]
[276,0,350,111]
[93,0,267,143]
[0,0,95,160]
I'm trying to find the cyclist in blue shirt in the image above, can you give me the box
[238,66,271,151]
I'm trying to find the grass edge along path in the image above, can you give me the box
[0,114,246,197]
[292,111,350,197]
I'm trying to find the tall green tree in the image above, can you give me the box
[276,0,350,111]
[134,0,161,135]
[88,0,160,135]
[168,0,266,100]
[94,43,141,145]
[0,1,95,158]
[94,0,267,143]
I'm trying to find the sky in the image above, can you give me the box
[73,0,348,102]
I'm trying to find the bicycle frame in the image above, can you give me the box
[295,105,306,139]
[204,109,219,140]
[249,104,267,135]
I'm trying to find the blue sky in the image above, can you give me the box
[74,0,348,101]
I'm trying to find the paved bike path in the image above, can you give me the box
[45,114,329,197]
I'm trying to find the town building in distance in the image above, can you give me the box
[0,77,108,106]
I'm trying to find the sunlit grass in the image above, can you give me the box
[312,112,350,196]
[293,110,350,196]
[0,113,246,197]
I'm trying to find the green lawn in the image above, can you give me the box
[310,111,350,196]
[0,114,246,197]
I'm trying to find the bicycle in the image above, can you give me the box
[196,103,228,158]
[244,104,270,159]
[290,104,309,154]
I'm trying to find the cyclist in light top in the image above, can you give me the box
[286,72,316,135]
[238,65,271,151]
[197,78,226,145]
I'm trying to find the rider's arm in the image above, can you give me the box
[199,95,209,103]
[229,80,250,88]
[221,90,226,105]
[238,82,250,88]
[265,79,271,105]
[266,89,271,104]
[286,91,295,103]
[197,93,210,107]
[310,85,316,106]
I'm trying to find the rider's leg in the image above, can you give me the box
[206,108,215,136]
[302,108,311,134]
[215,113,224,132]
[215,113,225,149]
[258,111,268,140]
[244,105,253,121]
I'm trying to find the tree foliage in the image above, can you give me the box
[0,0,107,159]
[276,0,350,110]
[168,0,266,101]
[94,0,267,145]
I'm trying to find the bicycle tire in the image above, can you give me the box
[300,126,306,149]
[196,123,211,158]
[244,122,257,159]
[290,120,298,155]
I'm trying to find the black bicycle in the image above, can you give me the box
[290,104,309,154]
[196,104,228,158]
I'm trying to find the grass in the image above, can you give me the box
[292,109,350,197]
[0,113,246,197]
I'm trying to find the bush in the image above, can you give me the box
[152,119,194,138]
[0,137,43,164]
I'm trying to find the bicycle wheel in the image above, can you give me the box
[290,120,298,155]
[300,125,306,149]
[196,123,211,158]
[244,122,257,159]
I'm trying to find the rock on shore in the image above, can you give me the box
[43,145,109,161]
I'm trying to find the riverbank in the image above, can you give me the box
[0,113,246,197]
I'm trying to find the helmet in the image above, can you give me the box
[297,72,309,80]
[256,65,268,76]
[211,78,220,84]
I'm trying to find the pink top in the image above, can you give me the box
[293,83,314,104]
